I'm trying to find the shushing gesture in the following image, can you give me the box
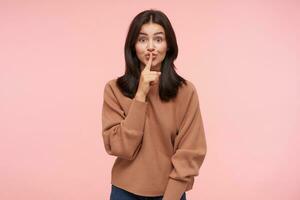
[135,52,161,102]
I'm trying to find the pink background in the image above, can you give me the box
[1,1,300,199]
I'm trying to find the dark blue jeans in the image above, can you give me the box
[110,185,187,200]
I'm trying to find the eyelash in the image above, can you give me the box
[138,37,163,42]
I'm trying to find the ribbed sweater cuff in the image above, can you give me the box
[122,99,148,131]
[163,178,188,200]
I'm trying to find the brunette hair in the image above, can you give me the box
[116,9,186,102]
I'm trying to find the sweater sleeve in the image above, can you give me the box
[163,86,207,200]
[101,82,148,161]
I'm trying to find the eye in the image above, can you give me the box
[155,37,163,42]
[138,37,147,42]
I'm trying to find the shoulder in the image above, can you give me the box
[103,78,120,101]
[177,79,198,99]
[103,78,118,93]
[175,79,201,130]
[104,78,117,88]
[175,79,201,111]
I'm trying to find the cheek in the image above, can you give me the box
[135,44,146,63]
[135,43,144,55]
[157,43,168,55]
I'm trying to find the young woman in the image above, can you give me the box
[102,9,207,200]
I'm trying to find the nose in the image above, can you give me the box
[147,40,155,52]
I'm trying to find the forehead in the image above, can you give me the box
[139,23,165,35]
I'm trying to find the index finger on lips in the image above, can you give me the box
[144,52,153,71]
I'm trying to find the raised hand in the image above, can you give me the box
[135,52,161,102]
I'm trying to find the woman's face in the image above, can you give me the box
[135,22,168,71]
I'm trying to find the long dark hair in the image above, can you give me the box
[116,9,187,102]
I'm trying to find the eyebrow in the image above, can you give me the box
[138,31,164,36]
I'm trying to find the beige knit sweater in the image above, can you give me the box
[101,78,207,200]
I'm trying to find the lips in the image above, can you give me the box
[146,53,157,60]
[146,56,157,61]
[146,53,157,57]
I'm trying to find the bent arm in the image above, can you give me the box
[101,83,148,160]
